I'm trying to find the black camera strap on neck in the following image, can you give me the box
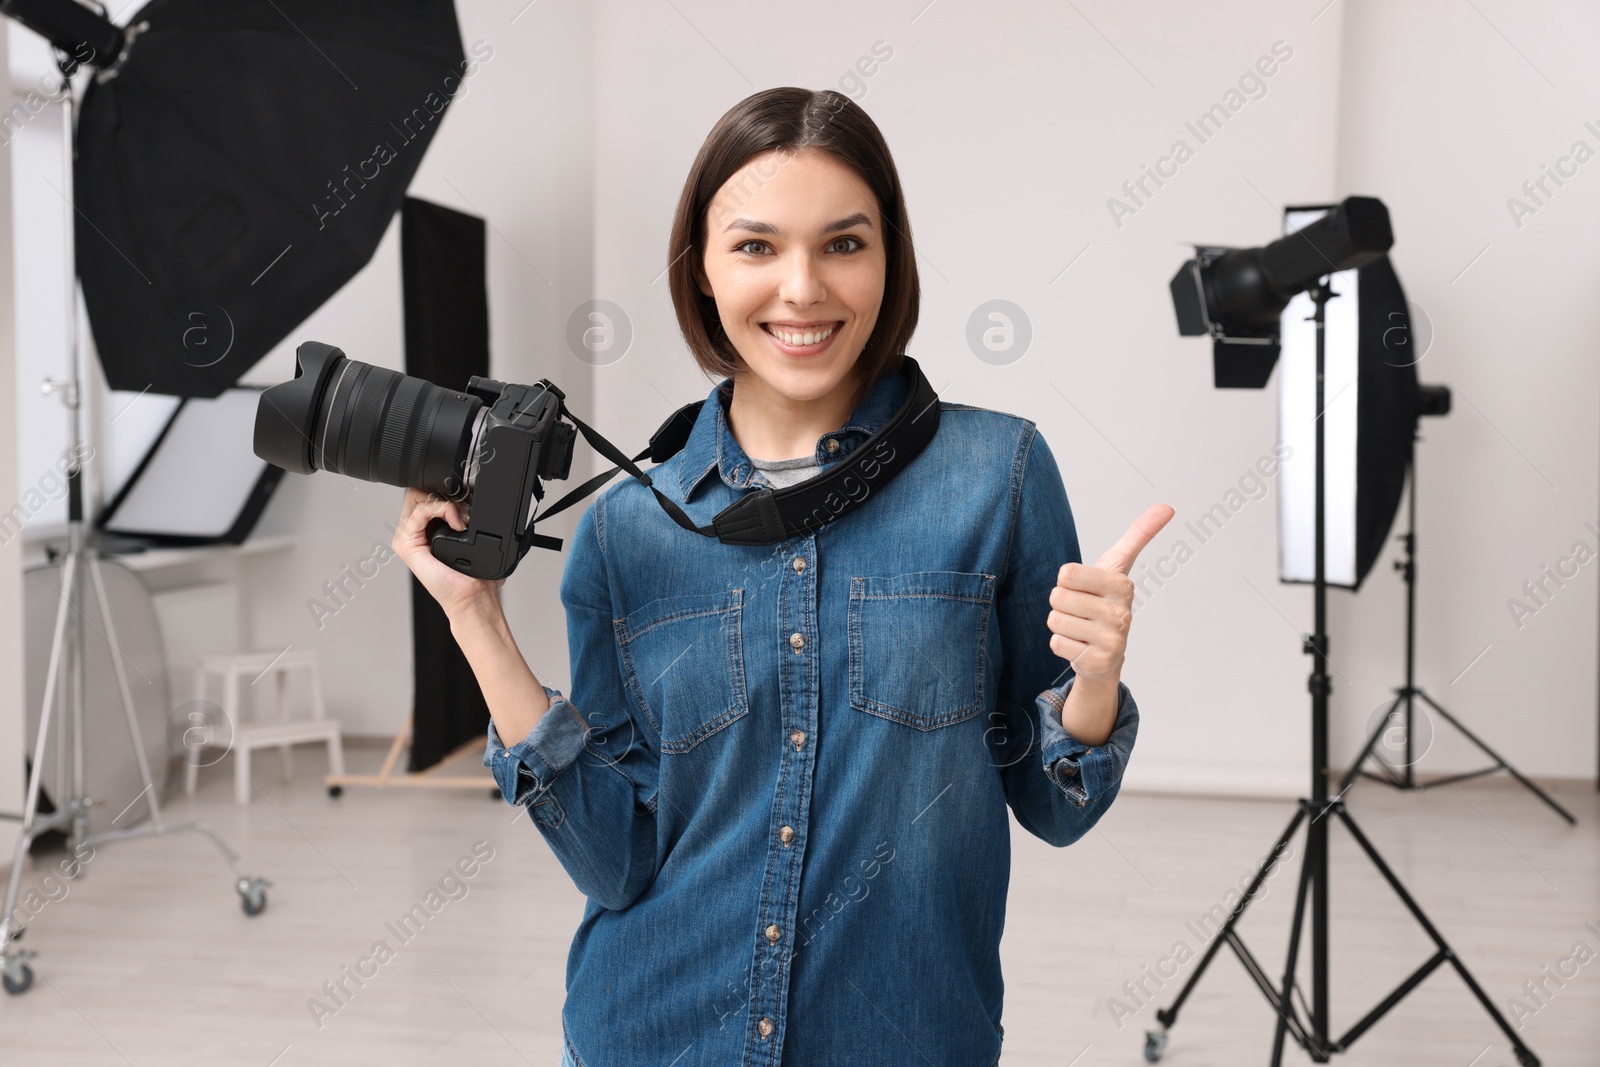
[517,356,940,560]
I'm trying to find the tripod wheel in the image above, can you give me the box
[2,963,34,996]
[327,785,344,798]
[237,876,270,917]
[1142,1028,1167,1062]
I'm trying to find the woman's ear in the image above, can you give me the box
[693,256,714,299]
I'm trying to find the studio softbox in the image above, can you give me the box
[70,0,467,397]
[1277,205,1420,589]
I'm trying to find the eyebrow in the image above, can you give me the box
[722,212,874,236]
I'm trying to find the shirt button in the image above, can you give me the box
[789,632,805,652]
[765,923,782,943]
[757,1017,774,1039]
[792,556,805,573]
[790,729,805,749]
[779,825,795,845]
[825,438,840,453]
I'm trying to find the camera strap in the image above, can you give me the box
[518,356,940,559]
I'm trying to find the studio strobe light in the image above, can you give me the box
[1170,195,1392,388]
[1275,205,1418,590]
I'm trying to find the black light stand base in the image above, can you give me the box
[1144,797,1541,1067]
[1344,687,1577,825]
[1342,455,1576,826]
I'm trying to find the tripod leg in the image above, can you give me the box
[89,557,167,828]
[1414,691,1576,826]
[79,556,269,911]
[1333,806,1541,1066]
[22,556,76,830]
[1271,813,1321,1067]
[3,555,78,946]
[1154,804,1308,1031]
[1338,693,1404,795]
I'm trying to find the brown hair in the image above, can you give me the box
[668,87,920,400]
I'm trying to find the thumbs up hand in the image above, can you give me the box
[1047,503,1175,687]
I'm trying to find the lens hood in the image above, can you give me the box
[253,342,346,474]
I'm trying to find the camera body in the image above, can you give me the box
[253,342,576,581]
[433,374,576,579]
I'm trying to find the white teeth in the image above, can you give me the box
[767,323,836,346]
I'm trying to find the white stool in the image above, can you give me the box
[186,648,345,805]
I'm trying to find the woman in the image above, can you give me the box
[394,87,1171,1067]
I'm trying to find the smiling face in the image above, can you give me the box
[694,147,886,421]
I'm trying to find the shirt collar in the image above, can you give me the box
[675,366,911,501]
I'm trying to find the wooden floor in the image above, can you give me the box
[0,742,1594,1066]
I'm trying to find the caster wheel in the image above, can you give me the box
[327,785,343,798]
[237,876,271,917]
[1515,1050,1540,1067]
[489,788,502,801]
[2,963,33,996]
[1143,1027,1168,1063]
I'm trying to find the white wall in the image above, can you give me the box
[0,18,22,859]
[1327,0,1600,779]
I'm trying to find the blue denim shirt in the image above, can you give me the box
[484,365,1139,1067]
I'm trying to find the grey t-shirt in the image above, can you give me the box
[747,453,822,489]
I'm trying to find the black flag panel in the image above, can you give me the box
[400,196,493,772]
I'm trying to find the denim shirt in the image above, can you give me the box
[483,364,1139,1067]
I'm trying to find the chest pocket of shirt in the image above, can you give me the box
[849,570,996,730]
[616,587,749,754]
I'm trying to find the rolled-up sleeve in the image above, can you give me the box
[992,423,1139,847]
[483,685,590,806]
[1036,677,1138,813]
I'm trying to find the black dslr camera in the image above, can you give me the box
[257,342,944,579]
[253,342,575,580]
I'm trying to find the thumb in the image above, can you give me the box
[1094,503,1176,575]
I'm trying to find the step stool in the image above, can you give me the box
[186,648,345,805]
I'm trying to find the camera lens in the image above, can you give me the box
[254,342,483,498]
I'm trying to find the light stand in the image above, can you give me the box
[1340,447,1576,824]
[0,89,268,998]
[1143,283,1542,1067]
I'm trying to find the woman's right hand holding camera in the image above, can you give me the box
[392,487,551,747]
[392,487,503,632]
